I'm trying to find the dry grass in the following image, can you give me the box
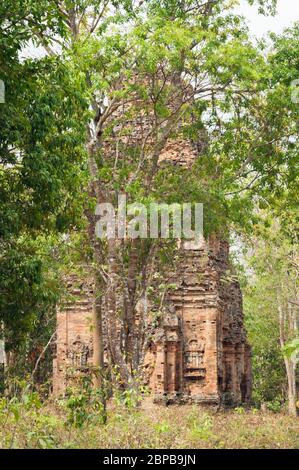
[0,396,298,449]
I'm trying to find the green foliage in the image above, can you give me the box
[155,421,170,434]
[112,366,150,409]
[0,4,89,353]
[234,406,246,415]
[0,378,61,448]
[186,408,215,442]
[243,217,298,407]
[283,339,299,360]
[62,376,107,428]
[264,399,283,413]
[245,282,286,405]
[0,392,298,449]
[114,384,150,409]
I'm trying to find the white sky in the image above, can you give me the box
[236,0,299,37]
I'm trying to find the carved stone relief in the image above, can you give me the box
[184,338,205,377]
[68,335,92,368]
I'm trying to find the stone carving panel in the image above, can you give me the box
[184,338,206,378]
[68,335,92,368]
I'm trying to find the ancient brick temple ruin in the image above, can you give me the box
[52,84,252,404]
[53,234,252,405]
[146,237,252,404]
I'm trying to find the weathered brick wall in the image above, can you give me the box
[53,240,252,406]
[53,275,94,395]
[150,237,252,404]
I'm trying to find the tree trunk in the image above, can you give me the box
[0,337,5,395]
[278,299,298,416]
[92,296,104,388]
[92,282,107,422]
[284,358,297,416]
[105,238,132,387]
[125,241,139,372]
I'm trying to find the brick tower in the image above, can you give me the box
[148,237,252,404]
[52,79,252,403]
[53,236,252,405]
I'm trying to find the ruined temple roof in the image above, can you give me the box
[159,138,197,167]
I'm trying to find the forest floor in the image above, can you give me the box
[0,396,298,449]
